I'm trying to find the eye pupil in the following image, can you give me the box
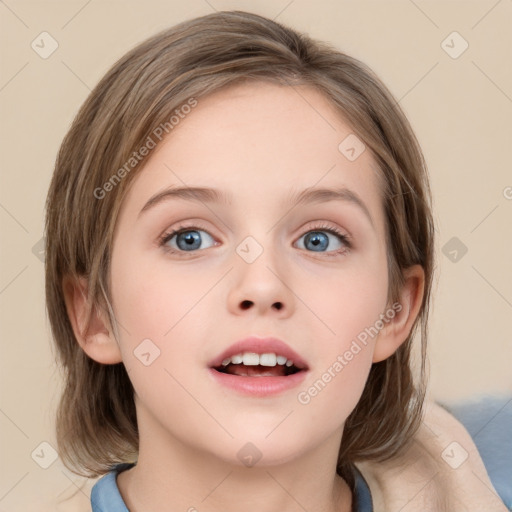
[305,231,328,251]
[177,231,201,250]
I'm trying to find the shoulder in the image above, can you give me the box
[354,400,508,512]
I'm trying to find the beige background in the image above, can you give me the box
[1,0,511,509]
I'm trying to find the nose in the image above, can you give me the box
[227,241,295,317]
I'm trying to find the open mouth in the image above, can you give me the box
[213,362,303,377]
[208,346,309,396]
[212,352,306,378]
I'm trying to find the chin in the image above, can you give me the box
[210,436,308,469]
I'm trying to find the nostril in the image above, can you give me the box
[240,300,253,310]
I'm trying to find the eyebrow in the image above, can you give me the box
[138,185,374,228]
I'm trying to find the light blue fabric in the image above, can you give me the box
[90,462,373,511]
[91,463,134,512]
[439,396,512,510]
[354,465,374,511]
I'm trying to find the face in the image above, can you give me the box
[108,81,390,466]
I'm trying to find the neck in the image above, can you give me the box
[119,462,352,512]
[116,406,353,512]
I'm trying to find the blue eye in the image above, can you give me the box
[299,231,336,251]
[159,222,351,257]
[296,226,351,255]
[160,226,215,253]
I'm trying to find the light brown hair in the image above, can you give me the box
[45,10,435,490]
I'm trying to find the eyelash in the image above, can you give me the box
[158,222,352,258]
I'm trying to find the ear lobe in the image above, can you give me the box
[372,264,425,363]
[62,275,123,364]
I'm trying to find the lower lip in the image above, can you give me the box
[207,368,308,397]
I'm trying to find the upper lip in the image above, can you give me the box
[208,336,309,370]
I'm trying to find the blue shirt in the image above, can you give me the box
[91,462,373,512]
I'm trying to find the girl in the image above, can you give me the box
[45,10,507,512]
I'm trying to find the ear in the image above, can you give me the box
[372,264,425,363]
[62,275,123,364]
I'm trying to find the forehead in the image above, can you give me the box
[119,81,385,230]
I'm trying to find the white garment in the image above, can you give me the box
[355,400,508,511]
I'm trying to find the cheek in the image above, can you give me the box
[109,254,212,412]
[297,258,387,408]
[111,251,206,341]
[110,252,215,381]
[295,294,378,433]
[306,261,388,342]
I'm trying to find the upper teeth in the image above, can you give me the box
[221,352,294,367]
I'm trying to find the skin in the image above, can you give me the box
[64,81,424,512]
